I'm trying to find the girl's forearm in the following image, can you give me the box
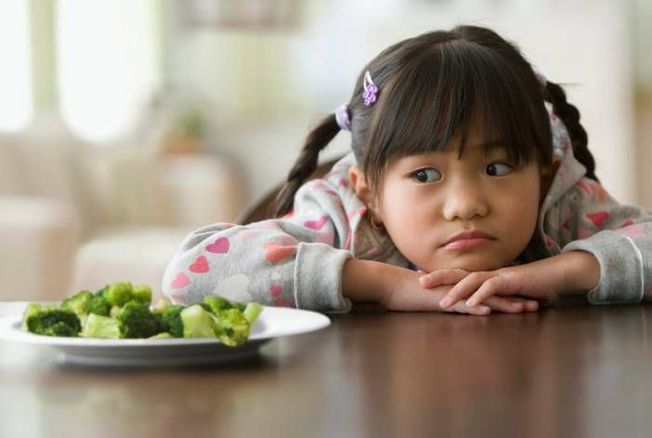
[556,251,601,296]
[341,258,406,304]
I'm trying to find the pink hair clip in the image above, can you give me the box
[362,70,378,106]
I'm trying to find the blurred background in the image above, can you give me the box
[0,0,650,301]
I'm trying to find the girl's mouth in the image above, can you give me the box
[441,231,495,250]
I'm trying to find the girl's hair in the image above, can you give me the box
[275,25,596,216]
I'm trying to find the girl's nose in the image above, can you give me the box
[442,178,489,221]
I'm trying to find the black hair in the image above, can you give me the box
[275,25,597,216]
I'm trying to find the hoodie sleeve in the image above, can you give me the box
[161,168,360,313]
[548,178,652,304]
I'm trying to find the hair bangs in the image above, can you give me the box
[363,38,545,190]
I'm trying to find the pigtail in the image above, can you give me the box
[274,114,341,217]
[543,81,598,181]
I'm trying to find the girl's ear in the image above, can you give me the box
[348,166,379,211]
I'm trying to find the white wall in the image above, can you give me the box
[167,0,635,205]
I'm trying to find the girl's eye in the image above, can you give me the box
[412,168,442,183]
[486,163,512,176]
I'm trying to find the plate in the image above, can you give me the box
[0,305,330,367]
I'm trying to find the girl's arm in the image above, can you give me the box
[343,258,539,314]
[429,177,652,309]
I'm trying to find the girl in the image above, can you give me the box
[163,25,652,315]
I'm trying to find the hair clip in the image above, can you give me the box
[334,104,352,131]
[362,70,379,106]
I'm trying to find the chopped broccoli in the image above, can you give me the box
[23,304,81,337]
[155,304,185,337]
[149,332,173,339]
[21,282,261,344]
[243,303,263,324]
[60,290,93,319]
[202,295,246,314]
[180,304,218,338]
[211,308,251,346]
[87,293,111,316]
[152,297,172,315]
[115,302,159,338]
[102,282,133,307]
[80,313,120,339]
[131,284,152,305]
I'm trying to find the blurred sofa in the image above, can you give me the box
[0,125,244,302]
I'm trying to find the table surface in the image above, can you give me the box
[1,301,652,438]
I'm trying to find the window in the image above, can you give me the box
[0,0,32,132]
[56,0,160,142]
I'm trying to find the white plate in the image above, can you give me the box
[0,306,330,367]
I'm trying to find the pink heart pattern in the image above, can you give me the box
[586,211,609,228]
[206,237,230,254]
[189,256,209,273]
[265,243,297,264]
[171,272,190,289]
[270,284,283,297]
[304,216,328,231]
[618,224,647,239]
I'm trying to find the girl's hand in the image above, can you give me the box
[342,259,535,315]
[421,251,600,310]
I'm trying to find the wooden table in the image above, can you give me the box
[1,302,652,438]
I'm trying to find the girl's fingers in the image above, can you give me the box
[419,268,468,288]
[483,296,526,313]
[438,272,491,308]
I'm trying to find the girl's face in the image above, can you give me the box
[367,138,543,273]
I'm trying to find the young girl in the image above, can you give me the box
[163,25,652,315]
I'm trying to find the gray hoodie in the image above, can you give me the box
[162,116,652,312]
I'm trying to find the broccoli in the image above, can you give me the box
[80,313,120,339]
[180,304,219,338]
[202,295,245,314]
[102,282,133,307]
[115,302,159,338]
[211,308,251,347]
[87,293,111,316]
[243,303,263,324]
[60,290,93,319]
[131,284,152,305]
[23,304,81,337]
[80,303,159,339]
[155,304,185,337]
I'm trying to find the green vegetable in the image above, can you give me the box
[21,284,263,346]
[211,308,251,347]
[102,282,133,307]
[243,303,263,324]
[180,304,219,338]
[115,302,159,339]
[155,304,185,337]
[131,285,152,305]
[23,304,81,337]
[80,314,120,339]
[60,290,93,319]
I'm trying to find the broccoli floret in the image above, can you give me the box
[152,297,173,315]
[155,304,185,338]
[180,304,218,338]
[243,303,263,324]
[80,313,120,339]
[60,290,93,319]
[102,282,133,307]
[149,332,173,339]
[131,284,152,305]
[114,302,159,338]
[23,305,81,337]
[202,296,246,314]
[87,293,111,316]
[211,308,251,347]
